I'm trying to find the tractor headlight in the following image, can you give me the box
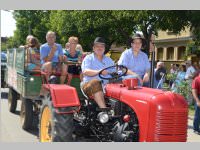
[30,77,34,82]
[97,112,109,124]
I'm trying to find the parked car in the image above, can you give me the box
[1,52,7,87]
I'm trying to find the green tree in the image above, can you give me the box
[11,10,200,54]
[48,10,191,53]
[186,10,200,45]
[13,10,50,45]
[1,43,7,51]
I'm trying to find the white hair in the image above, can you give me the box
[26,35,34,43]
[157,61,164,67]
[46,31,56,38]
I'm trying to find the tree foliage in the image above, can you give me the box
[13,10,50,45]
[9,10,200,55]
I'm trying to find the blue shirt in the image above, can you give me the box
[118,48,150,77]
[40,43,63,64]
[175,71,186,85]
[81,53,114,83]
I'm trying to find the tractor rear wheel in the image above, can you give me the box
[8,88,18,113]
[39,95,74,142]
[20,98,34,130]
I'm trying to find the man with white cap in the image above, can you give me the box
[185,60,196,80]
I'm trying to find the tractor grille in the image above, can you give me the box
[153,110,188,142]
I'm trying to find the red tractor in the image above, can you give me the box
[39,64,188,142]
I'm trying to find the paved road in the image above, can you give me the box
[0,88,200,142]
[0,88,38,142]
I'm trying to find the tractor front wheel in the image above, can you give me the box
[39,95,74,142]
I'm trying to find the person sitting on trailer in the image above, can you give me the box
[25,36,45,98]
[76,44,91,81]
[19,35,34,48]
[118,33,150,86]
[64,36,82,85]
[26,37,41,71]
[40,31,68,84]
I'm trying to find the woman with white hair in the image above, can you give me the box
[154,62,166,89]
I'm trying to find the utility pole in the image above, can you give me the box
[149,33,156,88]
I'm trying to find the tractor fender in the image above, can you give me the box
[43,84,80,108]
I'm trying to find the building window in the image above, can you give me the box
[178,46,186,60]
[167,47,174,60]
[157,48,164,60]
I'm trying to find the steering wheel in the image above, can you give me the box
[99,65,128,80]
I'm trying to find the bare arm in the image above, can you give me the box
[143,69,150,82]
[83,69,108,77]
[82,69,100,77]
[126,69,143,85]
[27,49,31,63]
[126,69,139,77]
[43,44,57,62]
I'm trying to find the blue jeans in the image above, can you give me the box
[193,95,200,132]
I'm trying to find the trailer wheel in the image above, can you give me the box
[8,88,18,113]
[20,98,34,130]
[39,95,74,142]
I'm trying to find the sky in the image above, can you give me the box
[0,10,143,38]
[1,10,16,37]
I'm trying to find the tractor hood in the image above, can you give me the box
[105,83,187,109]
[105,83,164,101]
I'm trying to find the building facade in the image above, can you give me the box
[154,28,194,70]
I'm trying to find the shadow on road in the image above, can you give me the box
[22,115,39,137]
[26,128,39,137]
[188,125,194,130]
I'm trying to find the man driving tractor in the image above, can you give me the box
[81,37,114,108]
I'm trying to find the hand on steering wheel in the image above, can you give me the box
[99,65,128,81]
